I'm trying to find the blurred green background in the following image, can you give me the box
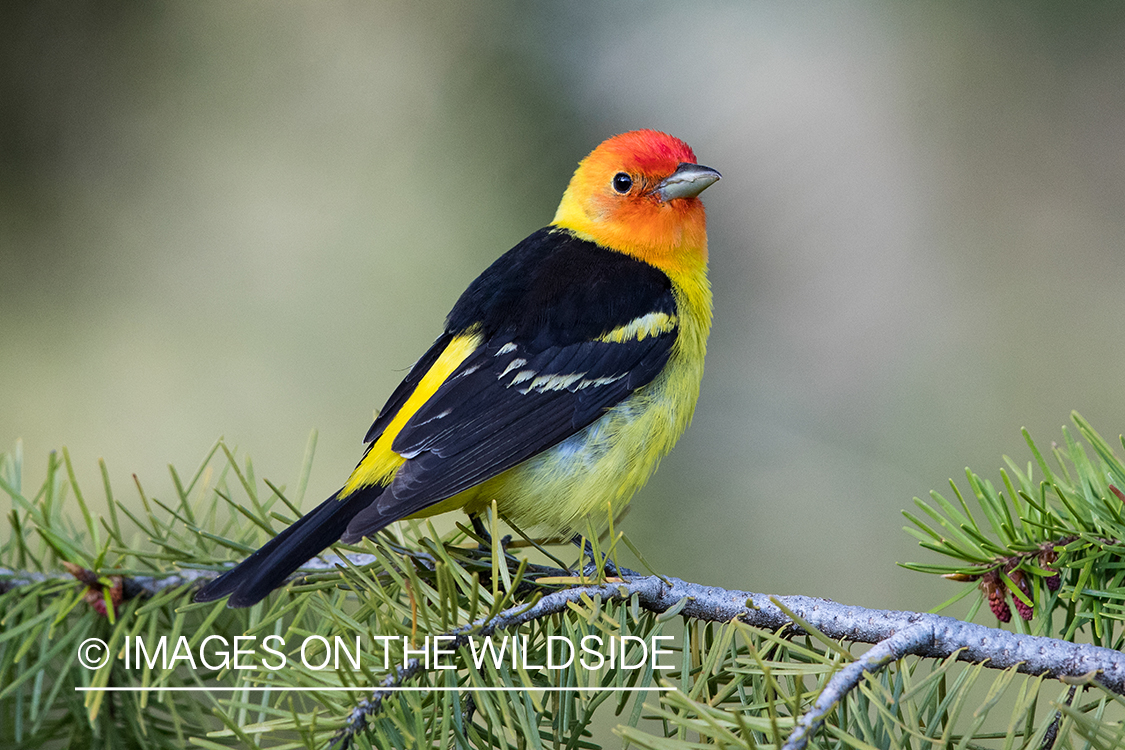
[3,2,1125,617]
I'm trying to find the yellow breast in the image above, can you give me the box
[437,259,713,534]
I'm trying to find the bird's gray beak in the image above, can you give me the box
[655,163,722,201]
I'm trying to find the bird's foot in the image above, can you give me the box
[470,515,511,554]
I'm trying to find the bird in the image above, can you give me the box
[194,129,720,607]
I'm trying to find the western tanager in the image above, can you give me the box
[195,130,720,607]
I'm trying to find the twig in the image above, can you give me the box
[781,623,934,750]
[0,565,214,597]
[9,554,1124,695]
[329,571,1125,748]
[6,555,1122,749]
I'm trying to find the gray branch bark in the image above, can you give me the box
[330,567,1125,749]
[4,557,1120,750]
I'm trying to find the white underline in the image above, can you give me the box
[75,686,675,693]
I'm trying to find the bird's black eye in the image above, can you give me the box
[611,172,633,194]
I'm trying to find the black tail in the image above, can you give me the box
[194,486,384,608]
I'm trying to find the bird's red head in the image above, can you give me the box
[552,130,720,275]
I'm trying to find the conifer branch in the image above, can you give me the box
[6,413,1125,748]
[326,564,1125,748]
[10,552,1123,696]
[780,622,934,750]
[7,547,1124,694]
[7,547,1119,750]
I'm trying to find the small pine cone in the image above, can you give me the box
[990,591,1013,623]
[1045,573,1061,591]
[87,592,109,618]
[80,574,124,619]
[981,571,1012,623]
[1009,570,1034,621]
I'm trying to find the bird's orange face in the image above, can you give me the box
[552,130,720,274]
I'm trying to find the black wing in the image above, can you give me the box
[342,228,678,539]
[400,331,671,492]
